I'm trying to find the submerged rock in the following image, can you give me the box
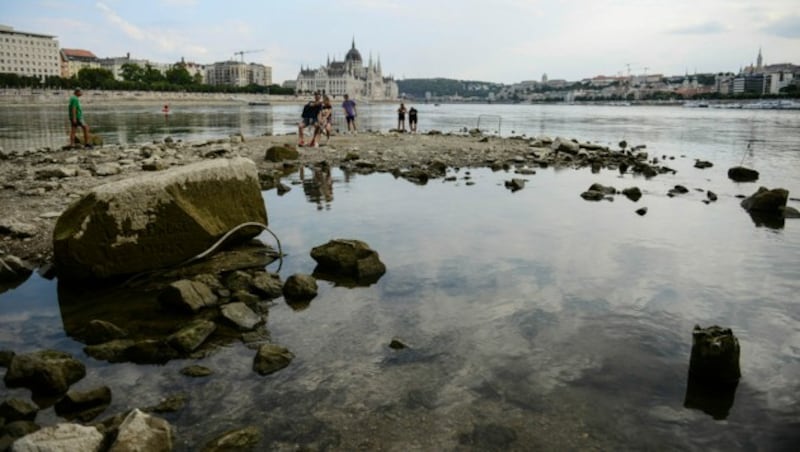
[727,166,759,182]
[310,239,387,284]
[688,325,741,382]
[201,426,262,452]
[740,187,788,214]
[53,386,112,422]
[253,343,294,376]
[282,274,318,301]
[0,399,38,422]
[159,279,219,313]
[167,319,217,353]
[53,157,268,280]
[622,187,642,202]
[4,350,86,395]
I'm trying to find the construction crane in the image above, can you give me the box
[233,49,263,63]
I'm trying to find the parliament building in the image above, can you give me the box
[296,40,398,100]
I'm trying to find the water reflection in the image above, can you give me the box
[299,162,333,210]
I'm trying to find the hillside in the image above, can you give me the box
[397,78,504,99]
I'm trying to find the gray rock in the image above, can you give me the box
[504,178,525,192]
[91,162,122,177]
[264,145,299,162]
[159,280,219,313]
[251,272,283,299]
[310,239,387,283]
[636,207,648,216]
[201,426,261,451]
[11,423,103,452]
[694,160,713,169]
[4,350,86,395]
[34,166,78,180]
[167,319,217,353]
[253,344,294,376]
[550,137,580,154]
[109,409,173,452]
[622,187,642,202]
[222,270,253,292]
[53,157,268,280]
[0,399,38,422]
[740,187,788,214]
[83,339,136,363]
[689,325,740,382]
[0,221,38,239]
[220,302,262,331]
[282,274,318,301]
[180,365,213,377]
[53,386,111,422]
[727,166,759,182]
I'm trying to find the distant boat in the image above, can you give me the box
[248,101,271,106]
[683,100,709,108]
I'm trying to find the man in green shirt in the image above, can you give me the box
[68,88,91,149]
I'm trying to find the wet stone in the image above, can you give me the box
[253,344,294,376]
[201,425,262,452]
[180,365,213,377]
[0,399,38,422]
[167,319,217,354]
[220,302,262,331]
[53,386,112,422]
[146,394,188,414]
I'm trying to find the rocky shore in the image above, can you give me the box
[1,129,797,271]
[1,128,797,450]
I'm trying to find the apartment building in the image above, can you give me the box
[206,61,272,87]
[0,24,61,78]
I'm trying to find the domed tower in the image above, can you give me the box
[345,38,363,72]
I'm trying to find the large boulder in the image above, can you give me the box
[310,239,387,284]
[108,409,173,452]
[11,423,104,452]
[53,157,268,280]
[264,145,299,162]
[740,187,788,214]
[4,350,86,395]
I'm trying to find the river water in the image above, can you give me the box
[1,103,799,450]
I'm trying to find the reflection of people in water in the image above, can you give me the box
[300,162,333,210]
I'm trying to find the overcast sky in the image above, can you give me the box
[2,0,799,84]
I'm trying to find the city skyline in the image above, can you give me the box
[2,0,798,84]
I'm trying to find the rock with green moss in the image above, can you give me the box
[53,157,268,280]
[4,350,86,395]
[264,145,299,162]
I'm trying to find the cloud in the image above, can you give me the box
[96,2,146,41]
[668,21,727,34]
[762,15,800,38]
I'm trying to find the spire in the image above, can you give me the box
[352,36,356,50]
[378,54,382,73]
[756,46,763,71]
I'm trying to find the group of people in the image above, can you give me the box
[396,102,418,133]
[298,93,421,147]
[297,92,359,147]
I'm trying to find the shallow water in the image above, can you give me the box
[1,104,800,450]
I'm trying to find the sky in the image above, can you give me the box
[2,0,799,84]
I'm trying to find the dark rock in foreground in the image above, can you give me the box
[727,166,759,182]
[311,239,387,285]
[688,325,741,382]
[253,343,294,376]
[4,350,86,395]
[740,187,788,214]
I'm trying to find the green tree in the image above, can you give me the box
[76,67,116,89]
[120,63,144,82]
[165,64,193,85]
[142,64,165,84]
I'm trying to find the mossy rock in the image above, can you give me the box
[264,146,299,162]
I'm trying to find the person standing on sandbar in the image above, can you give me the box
[68,88,92,149]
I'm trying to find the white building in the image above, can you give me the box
[205,61,272,87]
[296,39,398,100]
[0,24,60,79]
[98,53,154,80]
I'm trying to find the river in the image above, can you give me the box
[1,103,799,450]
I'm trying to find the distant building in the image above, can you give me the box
[60,48,99,78]
[295,39,398,100]
[205,61,272,87]
[179,58,207,84]
[0,24,60,79]
[99,53,155,80]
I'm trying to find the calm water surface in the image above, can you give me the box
[1,104,799,450]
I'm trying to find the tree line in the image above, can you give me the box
[0,62,294,95]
